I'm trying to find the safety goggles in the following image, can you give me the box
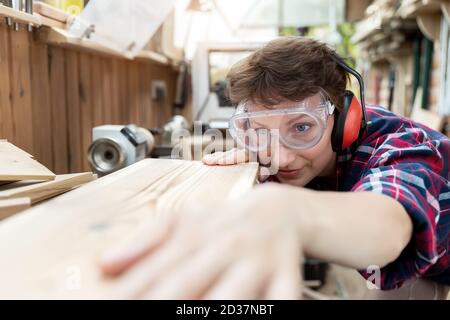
[229,96,335,152]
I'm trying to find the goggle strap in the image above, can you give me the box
[327,101,335,115]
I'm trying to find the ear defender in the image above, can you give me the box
[330,53,368,153]
[331,91,363,152]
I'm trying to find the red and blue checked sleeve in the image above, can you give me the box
[349,134,450,290]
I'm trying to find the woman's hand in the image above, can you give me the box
[99,184,306,299]
[202,148,272,182]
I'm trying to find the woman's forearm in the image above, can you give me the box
[291,188,413,270]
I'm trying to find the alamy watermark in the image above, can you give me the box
[365,265,381,290]
[169,121,281,175]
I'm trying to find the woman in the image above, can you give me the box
[99,37,450,299]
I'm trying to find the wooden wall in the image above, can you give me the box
[0,22,178,174]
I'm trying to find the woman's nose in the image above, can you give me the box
[261,143,296,169]
[277,144,297,167]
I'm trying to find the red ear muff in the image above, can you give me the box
[342,94,363,149]
[331,91,363,152]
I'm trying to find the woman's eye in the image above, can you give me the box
[295,123,311,132]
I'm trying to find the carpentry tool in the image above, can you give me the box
[88,124,155,176]
[88,116,189,176]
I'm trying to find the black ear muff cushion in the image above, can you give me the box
[331,109,346,152]
[342,95,363,149]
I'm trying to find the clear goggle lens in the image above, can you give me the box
[229,102,334,151]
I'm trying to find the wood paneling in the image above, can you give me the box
[49,46,69,174]
[0,22,14,142]
[30,41,53,170]
[65,50,83,173]
[0,22,178,173]
[91,55,104,127]
[9,27,33,154]
[79,52,94,171]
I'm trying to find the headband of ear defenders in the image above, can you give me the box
[330,52,369,129]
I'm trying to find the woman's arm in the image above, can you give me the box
[285,186,413,269]
[99,183,413,298]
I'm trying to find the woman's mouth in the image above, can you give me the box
[276,168,302,179]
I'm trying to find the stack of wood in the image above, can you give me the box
[0,140,96,220]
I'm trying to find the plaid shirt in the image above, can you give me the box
[265,105,449,289]
[336,105,450,290]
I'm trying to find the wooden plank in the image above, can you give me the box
[49,46,69,174]
[32,2,69,23]
[79,52,93,171]
[0,159,258,298]
[36,26,172,65]
[9,27,34,154]
[0,172,95,204]
[0,141,55,181]
[35,26,129,60]
[135,50,170,65]
[65,50,83,173]
[29,41,54,170]
[0,22,14,141]
[0,198,30,221]
[1,139,32,156]
[34,13,66,29]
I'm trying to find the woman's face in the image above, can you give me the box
[247,94,337,187]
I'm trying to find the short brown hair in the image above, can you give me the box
[227,37,349,111]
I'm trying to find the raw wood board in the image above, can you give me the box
[33,2,70,23]
[0,141,55,181]
[0,173,96,204]
[0,159,258,299]
[0,198,30,221]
